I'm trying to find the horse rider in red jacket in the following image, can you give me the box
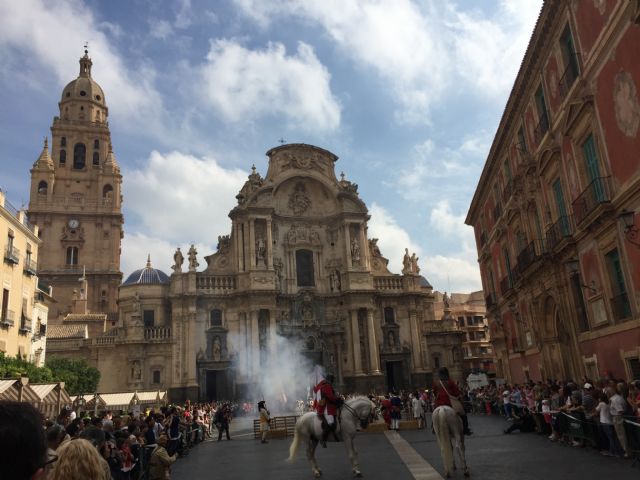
[313,373,342,447]
[433,367,472,435]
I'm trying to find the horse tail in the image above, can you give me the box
[434,408,454,474]
[286,418,303,463]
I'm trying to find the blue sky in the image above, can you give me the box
[0,0,542,292]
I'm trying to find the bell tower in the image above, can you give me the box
[27,49,123,321]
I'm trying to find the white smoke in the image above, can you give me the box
[229,333,318,414]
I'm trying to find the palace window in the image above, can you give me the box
[296,249,315,287]
[66,246,78,265]
[143,310,154,327]
[210,309,222,327]
[94,139,99,149]
[534,85,549,142]
[73,143,86,169]
[517,127,527,154]
[152,370,161,384]
[559,25,579,97]
[60,137,66,147]
[93,152,99,165]
[37,181,47,195]
[383,307,395,324]
[59,149,66,165]
[605,248,631,321]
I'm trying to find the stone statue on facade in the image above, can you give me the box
[402,248,411,274]
[443,291,450,309]
[188,244,199,272]
[131,361,141,381]
[132,291,141,317]
[213,336,221,361]
[350,237,360,263]
[411,252,420,274]
[256,237,266,265]
[172,247,184,273]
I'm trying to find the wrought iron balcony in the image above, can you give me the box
[23,258,37,276]
[546,215,575,251]
[19,316,32,335]
[493,202,503,222]
[516,239,545,272]
[499,275,512,296]
[572,176,613,226]
[610,292,632,321]
[533,113,549,145]
[485,293,496,309]
[4,245,19,265]
[0,310,15,328]
[558,54,580,99]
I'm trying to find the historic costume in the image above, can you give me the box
[433,367,472,435]
[313,373,342,447]
[258,401,270,444]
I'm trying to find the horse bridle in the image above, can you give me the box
[341,402,372,430]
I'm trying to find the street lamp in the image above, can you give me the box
[618,209,640,248]
[566,259,597,293]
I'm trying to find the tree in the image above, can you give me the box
[0,352,53,383]
[46,357,100,395]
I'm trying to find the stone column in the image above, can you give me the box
[336,341,344,385]
[359,223,368,269]
[344,224,353,269]
[269,310,277,355]
[366,309,381,374]
[250,310,260,380]
[248,219,256,269]
[409,310,421,369]
[186,312,198,385]
[266,218,273,269]
[350,310,363,374]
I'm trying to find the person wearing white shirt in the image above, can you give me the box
[608,385,629,458]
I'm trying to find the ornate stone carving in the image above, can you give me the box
[614,70,640,137]
[288,182,312,215]
[172,247,184,273]
[256,237,266,265]
[188,244,199,272]
[350,237,361,265]
[217,235,230,254]
[369,238,382,257]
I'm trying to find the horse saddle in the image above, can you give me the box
[313,416,342,443]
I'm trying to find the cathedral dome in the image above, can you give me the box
[122,255,170,286]
[60,50,106,106]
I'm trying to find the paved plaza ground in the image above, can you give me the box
[173,415,638,480]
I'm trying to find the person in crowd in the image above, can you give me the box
[411,392,425,429]
[503,407,535,434]
[596,389,621,457]
[78,425,113,479]
[216,403,232,442]
[502,386,512,419]
[46,424,68,455]
[433,367,472,435]
[313,373,342,447]
[50,438,110,480]
[149,433,177,480]
[145,416,158,447]
[165,407,181,455]
[0,401,49,480]
[258,400,271,444]
[390,390,402,431]
[609,383,630,458]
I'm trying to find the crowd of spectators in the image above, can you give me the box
[0,398,240,480]
[468,378,640,459]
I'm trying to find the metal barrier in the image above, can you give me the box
[624,418,640,466]
[253,415,299,439]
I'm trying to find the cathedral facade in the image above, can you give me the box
[32,53,463,401]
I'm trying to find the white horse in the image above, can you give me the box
[432,405,470,478]
[287,396,375,478]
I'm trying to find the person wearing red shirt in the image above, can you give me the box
[433,367,472,435]
[313,374,342,447]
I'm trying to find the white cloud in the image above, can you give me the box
[149,19,174,40]
[0,0,165,127]
[368,203,422,275]
[201,39,341,132]
[232,0,541,122]
[123,151,248,262]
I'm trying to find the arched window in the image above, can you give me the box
[66,246,78,265]
[59,149,66,165]
[73,143,86,169]
[94,139,99,149]
[60,137,66,147]
[384,307,395,324]
[210,309,222,327]
[37,181,48,195]
[93,152,99,165]
[296,249,314,287]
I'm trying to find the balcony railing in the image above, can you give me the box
[499,275,511,296]
[196,275,237,293]
[373,276,404,291]
[546,215,575,251]
[558,54,580,99]
[572,176,612,225]
[610,292,632,321]
[4,245,20,265]
[0,310,15,328]
[533,113,549,145]
[144,326,172,341]
[19,316,32,334]
[23,258,37,276]
[516,239,546,271]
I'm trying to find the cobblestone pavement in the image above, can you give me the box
[172,414,639,480]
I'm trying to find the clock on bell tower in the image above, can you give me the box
[27,49,123,321]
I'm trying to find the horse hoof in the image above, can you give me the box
[314,471,322,478]
[353,471,363,478]
[464,471,470,477]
